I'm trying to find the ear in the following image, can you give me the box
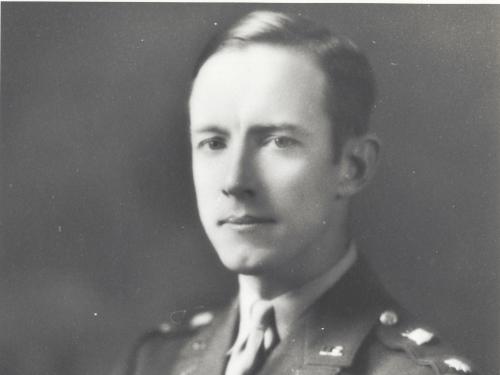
[335,134,381,199]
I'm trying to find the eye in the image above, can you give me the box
[198,137,226,150]
[269,136,298,149]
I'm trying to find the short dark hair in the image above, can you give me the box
[191,10,376,160]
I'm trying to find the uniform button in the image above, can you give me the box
[179,364,197,375]
[379,310,399,326]
[192,340,206,351]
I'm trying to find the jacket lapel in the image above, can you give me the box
[195,300,238,375]
[301,258,393,373]
[262,257,393,375]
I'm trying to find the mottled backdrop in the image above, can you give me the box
[2,3,499,375]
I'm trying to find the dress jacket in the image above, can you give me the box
[121,257,476,375]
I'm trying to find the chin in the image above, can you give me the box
[215,245,273,275]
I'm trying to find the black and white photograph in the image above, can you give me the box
[2,3,499,375]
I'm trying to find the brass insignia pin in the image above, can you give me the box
[401,328,434,346]
[444,358,471,373]
[319,345,343,357]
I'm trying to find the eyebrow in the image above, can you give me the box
[191,125,229,136]
[249,123,311,137]
[191,123,311,137]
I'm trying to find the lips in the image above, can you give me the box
[218,215,275,226]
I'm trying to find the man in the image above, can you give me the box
[123,10,475,375]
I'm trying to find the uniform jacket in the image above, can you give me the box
[122,258,476,375]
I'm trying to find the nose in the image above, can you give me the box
[222,142,256,199]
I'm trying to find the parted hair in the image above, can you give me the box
[191,10,377,160]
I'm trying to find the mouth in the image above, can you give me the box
[218,215,275,227]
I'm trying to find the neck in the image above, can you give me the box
[238,217,350,300]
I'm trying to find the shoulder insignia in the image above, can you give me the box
[401,327,435,346]
[123,308,217,375]
[189,310,214,328]
[156,309,214,335]
[376,308,475,375]
[443,357,472,373]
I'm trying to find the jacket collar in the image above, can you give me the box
[179,256,393,375]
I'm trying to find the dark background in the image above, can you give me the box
[2,3,499,375]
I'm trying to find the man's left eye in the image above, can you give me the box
[268,136,297,149]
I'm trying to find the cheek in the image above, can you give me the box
[261,159,336,228]
[193,156,221,188]
[192,162,219,208]
[260,158,330,199]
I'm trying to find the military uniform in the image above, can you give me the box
[122,258,475,375]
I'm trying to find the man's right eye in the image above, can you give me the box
[198,138,226,150]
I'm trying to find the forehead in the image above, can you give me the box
[192,44,324,89]
[189,44,329,129]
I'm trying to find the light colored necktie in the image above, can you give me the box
[225,301,280,375]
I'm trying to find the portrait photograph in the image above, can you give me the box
[2,3,499,375]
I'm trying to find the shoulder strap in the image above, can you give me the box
[376,309,476,375]
[123,309,215,375]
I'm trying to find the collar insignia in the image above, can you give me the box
[319,345,344,357]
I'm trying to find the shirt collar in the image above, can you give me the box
[236,243,358,342]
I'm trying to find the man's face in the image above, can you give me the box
[190,44,345,276]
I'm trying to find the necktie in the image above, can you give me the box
[225,301,279,375]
